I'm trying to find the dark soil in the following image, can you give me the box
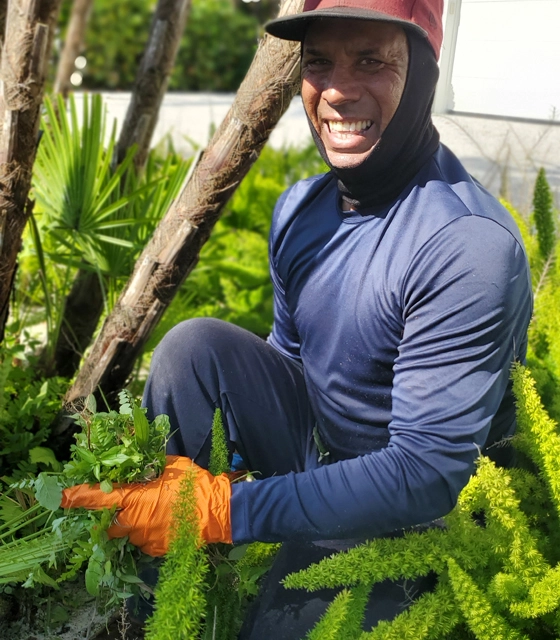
[92,611,145,640]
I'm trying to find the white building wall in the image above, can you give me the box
[437,0,560,121]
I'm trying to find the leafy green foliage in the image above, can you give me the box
[18,93,190,377]
[169,0,259,92]
[305,584,369,640]
[229,541,281,604]
[30,92,189,280]
[0,337,66,478]
[305,589,356,640]
[0,392,169,605]
[502,173,560,423]
[32,94,137,266]
[61,0,152,91]
[144,409,280,639]
[362,584,461,640]
[34,474,63,512]
[284,366,560,639]
[447,558,529,640]
[62,391,169,490]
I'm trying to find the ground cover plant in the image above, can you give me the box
[1,391,170,601]
[0,336,66,479]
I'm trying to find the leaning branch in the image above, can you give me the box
[114,0,192,170]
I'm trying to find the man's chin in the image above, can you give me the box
[326,148,374,170]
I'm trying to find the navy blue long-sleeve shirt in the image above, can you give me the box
[230,144,532,544]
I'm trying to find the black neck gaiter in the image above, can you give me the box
[307,31,440,211]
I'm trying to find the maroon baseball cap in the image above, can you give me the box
[265,0,444,60]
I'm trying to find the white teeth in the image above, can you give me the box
[329,120,372,133]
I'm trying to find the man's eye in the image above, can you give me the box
[305,58,330,67]
[360,58,383,68]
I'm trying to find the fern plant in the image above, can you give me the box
[511,171,560,423]
[532,168,556,261]
[144,466,210,640]
[146,409,280,640]
[283,364,560,639]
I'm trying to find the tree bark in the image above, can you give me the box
[0,0,7,101]
[114,0,192,171]
[52,269,105,377]
[0,0,63,341]
[65,0,304,407]
[0,0,8,49]
[53,0,95,97]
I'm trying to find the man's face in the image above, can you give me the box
[301,19,409,169]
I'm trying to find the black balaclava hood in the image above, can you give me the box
[305,29,440,211]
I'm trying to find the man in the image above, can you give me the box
[63,0,532,636]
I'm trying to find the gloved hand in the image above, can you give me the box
[61,455,232,556]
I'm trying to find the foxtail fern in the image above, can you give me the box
[285,365,560,639]
[532,168,555,261]
[144,466,209,640]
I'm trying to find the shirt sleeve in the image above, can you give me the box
[230,215,532,544]
[266,192,302,362]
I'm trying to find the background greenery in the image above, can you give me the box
[56,0,279,92]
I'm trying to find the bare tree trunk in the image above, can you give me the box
[53,0,94,97]
[115,0,192,171]
[52,270,105,377]
[65,0,304,406]
[0,0,8,49]
[50,0,191,380]
[0,0,63,341]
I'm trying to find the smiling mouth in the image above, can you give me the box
[328,120,373,134]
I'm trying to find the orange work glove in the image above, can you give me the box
[61,455,232,556]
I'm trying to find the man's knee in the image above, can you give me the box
[150,318,234,376]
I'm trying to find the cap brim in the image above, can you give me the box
[265,8,428,43]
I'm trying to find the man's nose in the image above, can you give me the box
[323,65,361,104]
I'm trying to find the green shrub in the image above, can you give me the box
[77,0,153,90]
[284,366,560,638]
[17,94,190,377]
[0,336,66,479]
[63,0,260,92]
[169,0,260,93]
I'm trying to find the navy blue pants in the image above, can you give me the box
[144,317,321,476]
[142,318,435,638]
